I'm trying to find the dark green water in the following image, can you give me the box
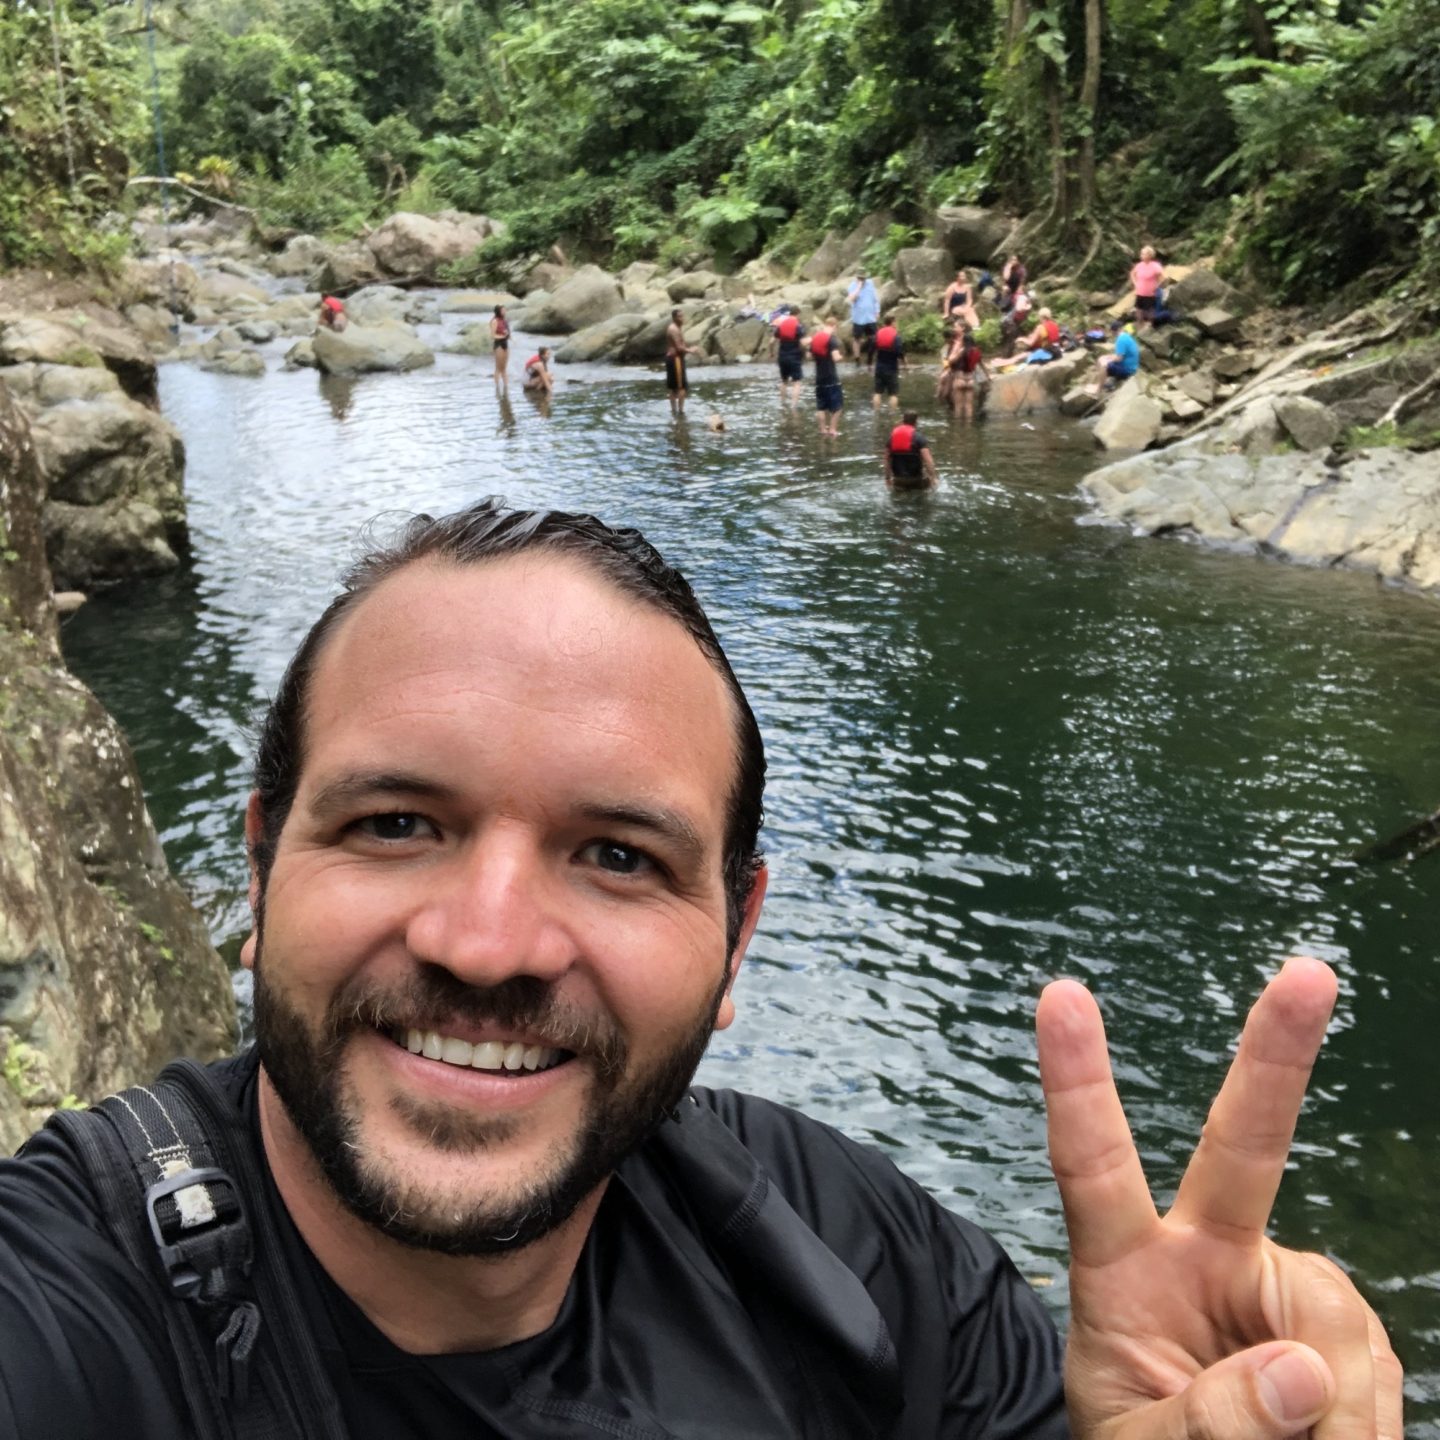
[62,347,1440,1425]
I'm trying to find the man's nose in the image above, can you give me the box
[404,828,578,987]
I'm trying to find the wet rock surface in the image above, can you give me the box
[0,386,234,1153]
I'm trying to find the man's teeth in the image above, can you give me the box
[403,1029,564,1074]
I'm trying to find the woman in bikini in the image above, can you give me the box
[490,305,511,386]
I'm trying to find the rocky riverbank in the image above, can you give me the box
[0,382,234,1152]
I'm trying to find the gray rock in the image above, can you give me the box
[617,314,673,362]
[1274,395,1340,452]
[123,303,179,350]
[799,231,844,284]
[284,339,318,369]
[199,349,266,377]
[1170,394,1205,422]
[709,316,769,363]
[120,256,199,317]
[1211,349,1256,380]
[43,498,178,584]
[1083,445,1440,594]
[235,319,279,344]
[269,234,326,279]
[1193,307,1242,340]
[892,247,953,298]
[1167,267,1248,316]
[1213,397,1284,456]
[2,362,123,410]
[439,290,516,314]
[617,261,660,292]
[313,323,435,375]
[835,211,894,273]
[932,205,1011,264]
[523,267,628,334]
[344,285,414,328]
[555,313,651,363]
[316,242,385,294]
[1094,377,1163,451]
[0,394,233,1154]
[1060,385,1103,418]
[667,271,722,303]
[31,399,185,522]
[195,270,271,312]
[366,210,494,279]
[441,323,494,357]
[1178,371,1217,406]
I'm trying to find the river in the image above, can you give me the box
[62,338,1440,1426]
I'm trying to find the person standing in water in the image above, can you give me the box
[490,305,511,387]
[811,316,844,437]
[884,410,938,490]
[871,317,907,411]
[846,270,880,366]
[769,307,806,408]
[946,327,990,419]
[665,308,702,415]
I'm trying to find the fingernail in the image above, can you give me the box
[1257,1350,1327,1424]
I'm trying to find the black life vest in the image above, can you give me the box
[875,325,898,353]
[776,314,800,342]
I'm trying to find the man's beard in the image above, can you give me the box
[252,939,726,1257]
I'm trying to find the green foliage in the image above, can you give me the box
[0,2,140,269]
[243,144,375,234]
[898,310,946,353]
[861,223,926,278]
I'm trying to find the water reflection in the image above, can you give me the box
[61,355,1440,1430]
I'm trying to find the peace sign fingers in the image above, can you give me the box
[1168,957,1337,1242]
[1037,979,1158,1269]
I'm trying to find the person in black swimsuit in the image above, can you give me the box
[490,305,511,387]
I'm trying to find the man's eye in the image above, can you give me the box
[352,813,437,843]
[581,840,654,876]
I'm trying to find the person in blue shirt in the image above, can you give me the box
[1092,321,1141,393]
[846,270,880,366]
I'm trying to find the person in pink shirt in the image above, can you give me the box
[1131,245,1166,325]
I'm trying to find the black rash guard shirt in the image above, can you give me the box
[0,1052,1068,1439]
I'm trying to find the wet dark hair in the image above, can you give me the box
[903,410,919,426]
[251,499,766,951]
[493,304,505,316]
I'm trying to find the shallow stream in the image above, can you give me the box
[62,336,1440,1425]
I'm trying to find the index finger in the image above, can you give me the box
[1168,956,1337,1241]
[1037,979,1157,1267]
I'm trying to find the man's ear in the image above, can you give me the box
[239,791,265,972]
[714,863,769,1032]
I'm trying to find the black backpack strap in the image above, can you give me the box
[43,1059,348,1440]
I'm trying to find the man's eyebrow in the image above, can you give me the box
[576,802,709,868]
[305,772,461,817]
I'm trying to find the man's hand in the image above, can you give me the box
[1038,957,1403,1439]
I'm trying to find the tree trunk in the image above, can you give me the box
[1078,0,1103,215]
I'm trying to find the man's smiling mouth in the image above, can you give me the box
[390,1028,574,1075]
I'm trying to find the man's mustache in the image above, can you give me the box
[322,967,629,1079]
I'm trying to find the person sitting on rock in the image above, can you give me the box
[523,347,554,395]
[1091,322,1141,394]
[994,308,1062,369]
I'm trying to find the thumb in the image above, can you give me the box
[1112,1342,1334,1440]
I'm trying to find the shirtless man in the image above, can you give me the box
[665,309,703,416]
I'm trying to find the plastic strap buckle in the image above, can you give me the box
[144,1166,244,1300]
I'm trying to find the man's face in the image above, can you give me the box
[243,554,763,1254]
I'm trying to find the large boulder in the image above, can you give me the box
[987,351,1091,414]
[195,269,271,313]
[932,205,1011,265]
[709,316,769,363]
[366,211,495,279]
[120,256,200,317]
[1167,267,1248,317]
[312,323,435,375]
[27,396,188,585]
[617,314,673,362]
[316,242,385,294]
[554,313,651,364]
[0,385,234,1152]
[441,323,494,357]
[0,310,158,407]
[1192,306,1243,340]
[667,271,722,303]
[439,290,516,314]
[799,230,845,284]
[1082,444,1440,594]
[269,233,327,280]
[892,247,953,298]
[1274,395,1340,452]
[343,284,415,328]
[1094,376,1164,451]
[522,266,628,334]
